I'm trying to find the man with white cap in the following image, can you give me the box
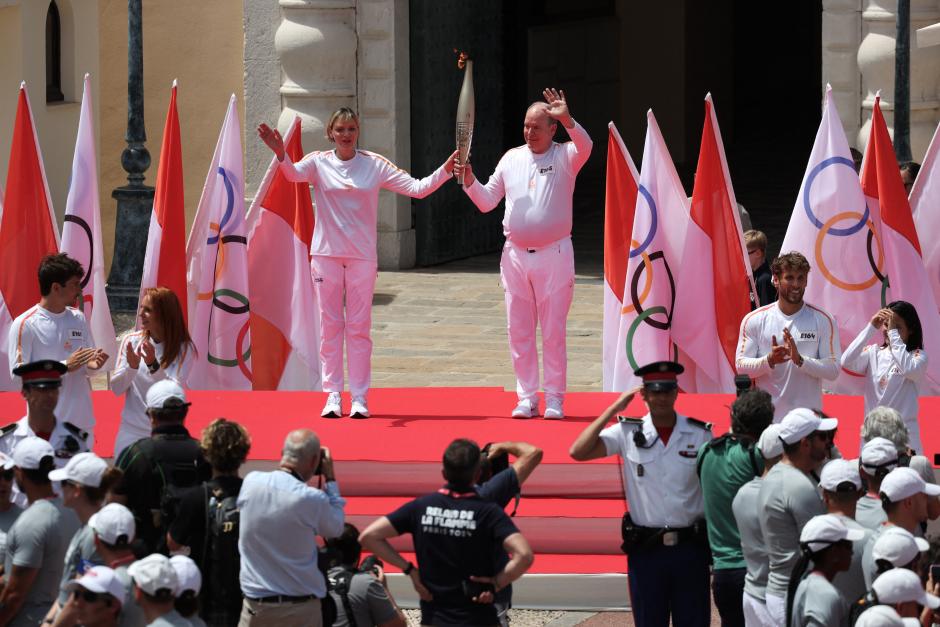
[756,407,836,625]
[128,554,189,626]
[857,437,900,531]
[855,604,921,627]
[861,467,940,587]
[733,423,783,627]
[870,527,929,581]
[65,565,126,627]
[818,458,871,613]
[0,437,80,626]
[788,513,865,627]
[169,555,206,627]
[89,503,146,627]
[0,359,91,508]
[0,452,22,568]
[869,567,940,622]
[114,379,209,553]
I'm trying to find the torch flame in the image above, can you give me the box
[453,49,469,70]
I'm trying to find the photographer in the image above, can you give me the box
[322,524,405,627]
[477,441,542,627]
[237,429,345,627]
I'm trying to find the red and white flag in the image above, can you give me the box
[140,81,188,320]
[780,85,874,394]
[862,95,940,393]
[613,111,689,391]
[185,95,251,390]
[910,120,940,311]
[673,94,753,392]
[61,74,116,371]
[246,117,320,390]
[0,83,59,390]
[602,122,639,391]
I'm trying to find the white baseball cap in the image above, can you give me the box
[145,379,189,410]
[48,452,108,486]
[89,503,136,545]
[819,458,863,492]
[861,437,900,471]
[0,452,14,471]
[881,467,940,502]
[872,567,940,608]
[128,554,177,596]
[757,424,784,459]
[799,514,865,552]
[855,605,921,627]
[872,526,930,567]
[12,437,54,470]
[66,565,127,606]
[169,555,202,596]
[778,408,838,445]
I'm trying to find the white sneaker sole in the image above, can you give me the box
[543,410,564,420]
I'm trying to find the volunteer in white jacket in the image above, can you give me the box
[841,301,928,452]
[111,287,194,458]
[258,109,457,419]
[735,252,841,421]
[453,88,592,419]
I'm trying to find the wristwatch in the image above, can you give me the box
[402,562,415,575]
[147,360,159,374]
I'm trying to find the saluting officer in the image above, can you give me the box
[0,360,89,507]
[570,361,713,627]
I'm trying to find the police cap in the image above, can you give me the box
[633,360,683,391]
[12,360,67,388]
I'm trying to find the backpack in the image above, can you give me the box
[327,569,358,627]
[848,591,878,626]
[201,482,243,618]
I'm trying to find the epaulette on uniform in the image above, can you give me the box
[687,417,713,431]
[0,423,16,437]
[63,422,89,442]
[617,415,644,426]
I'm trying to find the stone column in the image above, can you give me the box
[823,0,864,145]
[857,0,940,159]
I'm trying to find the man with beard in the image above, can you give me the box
[735,252,841,421]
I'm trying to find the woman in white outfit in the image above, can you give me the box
[841,301,928,452]
[257,109,456,419]
[111,287,194,457]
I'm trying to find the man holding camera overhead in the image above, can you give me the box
[237,429,345,627]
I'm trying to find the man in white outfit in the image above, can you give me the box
[735,251,840,421]
[454,88,592,419]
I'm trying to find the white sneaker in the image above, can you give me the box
[511,399,537,419]
[350,397,370,419]
[544,398,564,420]
[321,392,342,418]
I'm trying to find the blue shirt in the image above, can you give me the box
[238,470,345,598]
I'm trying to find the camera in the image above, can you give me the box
[734,375,753,397]
[359,555,383,575]
[479,443,509,484]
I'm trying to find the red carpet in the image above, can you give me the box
[0,387,935,575]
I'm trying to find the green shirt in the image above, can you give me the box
[697,434,763,570]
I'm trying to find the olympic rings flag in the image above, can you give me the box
[602,122,639,391]
[861,96,940,394]
[185,95,252,390]
[779,85,877,394]
[61,74,117,373]
[910,120,940,312]
[613,110,690,391]
[246,117,321,391]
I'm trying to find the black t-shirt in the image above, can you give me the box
[169,476,243,567]
[387,486,519,627]
[477,468,520,606]
[753,260,777,307]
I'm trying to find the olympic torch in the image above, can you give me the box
[455,52,474,185]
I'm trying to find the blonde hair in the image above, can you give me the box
[744,230,767,253]
[326,108,359,143]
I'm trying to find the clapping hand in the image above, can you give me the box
[768,335,790,367]
[86,349,110,371]
[140,340,157,369]
[543,88,573,128]
[124,341,141,369]
[782,328,803,367]
[65,347,99,372]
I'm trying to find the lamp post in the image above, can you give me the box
[895,0,912,163]
[106,0,154,312]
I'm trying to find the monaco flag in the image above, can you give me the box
[861,95,940,393]
[61,74,117,372]
[780,85,876,394]
[602,122,639,391]
[185,95,251,390]
[613,110,690,391]
[910,120,940,311]
[139,81,188,320]
[246,117,321,390]
[673,94,754,393]
[0,83,59,390]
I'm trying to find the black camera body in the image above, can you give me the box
[479,443,509,484]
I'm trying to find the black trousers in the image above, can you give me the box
[712,567,746,627]
[627,541,711,627]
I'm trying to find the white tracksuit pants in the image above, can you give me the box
[500,237,575,403]
[311,255,377,397]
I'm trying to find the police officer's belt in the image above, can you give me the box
[249,594,319,604]
[621,512,706,553]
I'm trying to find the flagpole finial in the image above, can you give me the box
[172,78,178,89]
[705,92,713,102]
[19,81,25,90]
[83,73,90,81]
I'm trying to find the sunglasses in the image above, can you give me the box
[71,589,112,606]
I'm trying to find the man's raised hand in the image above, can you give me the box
[542,88,573,128]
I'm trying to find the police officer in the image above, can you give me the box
[569,361,713,627]
[0,360,89,507]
